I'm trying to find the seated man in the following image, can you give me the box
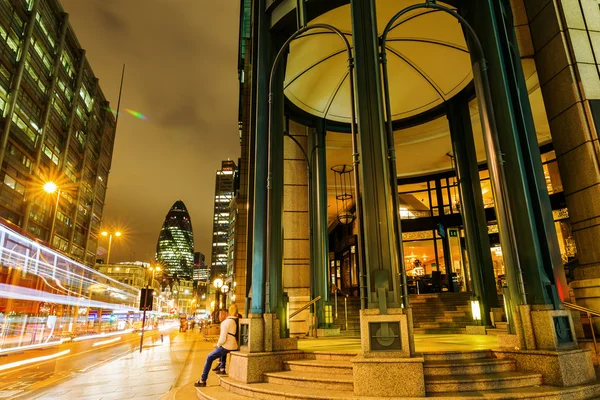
[194,304,239,387]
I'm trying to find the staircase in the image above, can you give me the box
[332,295,361,337]
[486,321,509,336]
[197,350,600,399]
[410,293,474,334]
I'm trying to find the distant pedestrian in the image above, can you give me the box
[194,304,239,387]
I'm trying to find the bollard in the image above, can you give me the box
[161,334,164,343]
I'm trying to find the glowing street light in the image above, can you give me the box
[43,181,61,246]
[101,230,122,264]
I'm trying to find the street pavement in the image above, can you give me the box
[0,326,216,400]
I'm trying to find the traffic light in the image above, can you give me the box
[139,288,153,311]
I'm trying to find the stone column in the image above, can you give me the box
[523,0,600,309]
[461,0,565,307]
[249,0,270,315]
[315,120,329,326]
[447,93,499,326]
[350,0,401,310]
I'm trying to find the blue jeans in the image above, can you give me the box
[201,346,230,382]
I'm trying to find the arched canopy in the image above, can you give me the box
[284,0,472,124]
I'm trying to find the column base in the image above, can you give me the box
[493,348,595,387]
[228,350,305,384]
[239,314,264,353]
[352,356,425,397]
[359,308,413,358]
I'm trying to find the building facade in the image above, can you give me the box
[210,160,237,279]
[155,200,194,279]
[0,0,117,266]
[231,0,600,335]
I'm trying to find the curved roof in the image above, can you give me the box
[284,0,471,124]
[156,200,194,278]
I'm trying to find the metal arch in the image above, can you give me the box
[266,23,367,310]
[380,1,526,306]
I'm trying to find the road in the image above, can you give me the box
[0,325,180,399]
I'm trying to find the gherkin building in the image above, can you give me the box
[156,200,195,279]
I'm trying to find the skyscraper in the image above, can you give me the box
[210,160,237,279]
[156,200,194,279]
[0,0,117,266]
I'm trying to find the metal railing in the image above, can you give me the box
[564,302,599,354]
[289,296,321,320]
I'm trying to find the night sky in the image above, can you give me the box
[60,0,241,264]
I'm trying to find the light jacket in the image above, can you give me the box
[217,316,238,350]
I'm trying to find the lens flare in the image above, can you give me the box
[125,108,147,120]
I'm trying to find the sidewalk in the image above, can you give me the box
[25,330,217,400]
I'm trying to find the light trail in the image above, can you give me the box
[92,337,121,347]
[0,349,70,372]
[72,330,132,342]
[0,340,64,354]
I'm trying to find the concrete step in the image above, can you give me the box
[495,322,509,328]
[424,358,516,376]
[423,350,493,361]
[204,377,600,399]
[303,351,357,361]
[486,328,508,336]
[197,385,249,400]
[217,376,352,399]
[414,322,470,328]
[283,359,352,375]
[413,328,467,334]
[425,371,543,393]
[264,370,354,391]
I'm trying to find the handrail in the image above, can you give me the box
[289,296,322,320]
[564,302,600,317]
[564,302,598,356]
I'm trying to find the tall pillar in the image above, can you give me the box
[350,0,401,309]
[461,0,565,307]
[315,119,329,326]
[249,0,270,315]
[266,58,286,336]
[522,0,600,308]
[447,93,499,325]
[308,126,318,328]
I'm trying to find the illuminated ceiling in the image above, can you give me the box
[284,0,471,123]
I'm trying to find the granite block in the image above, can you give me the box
[493,348,595,387]
[466,325,488,335]
[316,328,340,337]
[530,309,578,350]
[352,356,425,397]
[240,315,264,353]
[359,309,412,358]
[497,333,520,349]
[228,350,305,384]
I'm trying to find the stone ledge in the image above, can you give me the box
[352,355,425,397]
[493,347,595,387]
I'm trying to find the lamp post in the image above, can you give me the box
[101,230,122,264]
[140,265,160,353]
[221,284,229,310]
[212,278,223,323]
[43,181,61,245]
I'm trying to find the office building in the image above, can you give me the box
[198,1,600,398]
[155,199,194,279]
[210,160,237,279]
[0,0,117,266]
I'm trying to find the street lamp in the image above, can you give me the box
[101,230,122,264]
[213,278,223,323]
[221,284,230,311]
[43,181,61,245]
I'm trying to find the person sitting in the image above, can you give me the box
[194,304,239,387]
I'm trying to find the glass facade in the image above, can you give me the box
[155,200,194,279]
[210,160,237,279]
[0,0,116,267]
[396,148,574,294]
